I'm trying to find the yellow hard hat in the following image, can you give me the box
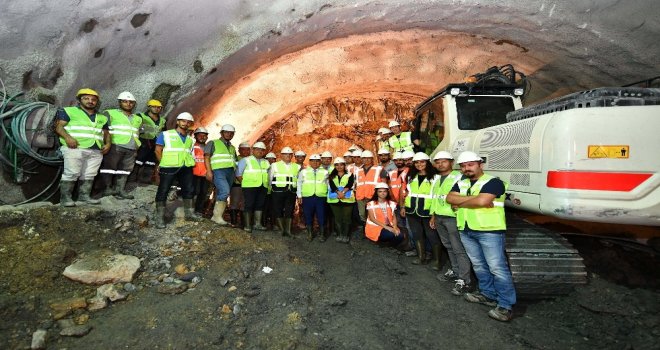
[76,88,99,98]
[147,99,162,107]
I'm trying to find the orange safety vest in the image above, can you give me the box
[389,167,408,204]
[365,200,397,242]
[192,143,206,176]
[355,165,385,200]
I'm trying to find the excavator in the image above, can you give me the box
[414,65,660,295]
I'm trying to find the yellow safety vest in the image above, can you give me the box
[139,113,165,140]
[327,174,355,204]
[430,170,463,217]
[210,139,237,170]
[405,174,435,217]
[60,107,106,149]
[388,131,413,152]
[300,167,328,197]
[456,174,507,231]
[271,161,301,190]
[159,130,195,168]
[106,109,142,147]
[241,156,269,188]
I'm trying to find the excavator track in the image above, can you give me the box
[505,215,587,296]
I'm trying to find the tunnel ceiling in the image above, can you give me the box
[1,0,658,144]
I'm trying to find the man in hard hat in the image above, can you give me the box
[429,151,473,296]
[98,91,143,199]
[54,88,110,206]
[132,99,166,183]
[377,148,396,172]
[387,120,414,153]
[236,142,270,232]
[269,147,300,237]
[343,151,353,167]
[204,124,238,226]
[192,127,210,215]
[446,151,516,322]
[354,150,388,239]
[374,127,392,152]
[401,150,415,168]
[153,112,202,227]
[297,154,329,241]
[320,151,333,172]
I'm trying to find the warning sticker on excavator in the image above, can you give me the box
[588,145,629,159]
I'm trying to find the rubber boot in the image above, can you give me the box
[59,181,76,207]
[318,227,327,242]
[229,209,238,227]
[412,239,427,265]
[335,221,344,242]
[306,227,314,242]
[211,201,229,225]
[77,180,101,205]
[432,244,443,271]
[284,218,294,238]
[253,211,267,231]
[114,175,134,199]
[244,212,253,232]
[155,201,166,229]
[100,174,116,197]
[183,199,203,222]
[277,218,286,236]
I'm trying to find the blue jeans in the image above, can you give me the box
[302,195,325,226]
[212,168,235,201]
[460,230,516,310]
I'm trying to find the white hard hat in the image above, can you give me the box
[378,127,392,135]
[176,112,194,121]
[193,127,209,134]
[321,151,333,158]
[309,154,321,160]
[457,151,483,164]
[401,150,415,159]
[265,152,276,159]
[377,148,390,155]
[253,142,266,150]
[361,150,374,158]
[374,183,389,190]
[294,150,306,157]
[433,151,454,161]
[343,151,352,157]
[412,152,430,162]
[281,146,293,154]
[333,157,346,164]
[221,124,235,132]
[388,120,400,128]
[392,151,403,160]
[238,141,250,148]
[351,150,362,157]
[117,91,136,101]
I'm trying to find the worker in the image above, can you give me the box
[226,141,251,227]
[297,154,328,241]
[429,151,473,295]
[236,142,270,232]
[54,88,110,206]
[294,150,306,168]
[327,157,355,243]
[269,147,300,237]
[350,149,364,173]
[387,120,414,153]
[132,99,166,183]
[153,112,201,228]
[446,151,516,322]
[293,150,307,231]
[389,151,414,252]
[402,150,415,168]
[365,183,405,247]
[374,127,392,152]
[98,91,142,199]
[192,127,210,215]
[399,152,440,265]
[354,150,388,239]
[204,124,237,226]
[377,148,397,172]
[320,151,333,171]
[343,151,353,167]
[262,152,277,230]
[320,150,335,236]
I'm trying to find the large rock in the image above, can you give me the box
[63,250,140,285]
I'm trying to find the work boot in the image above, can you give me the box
[100,174,116,197]
[488,306,513,322]
[277,218,286,236]
[77,180,101,205]
[243,212,253,233]
[318,227,327,242]
[59,181,76,207]
[412,240,427,265]
[284,218,294,239]
[183,199,203,222]
[253,211,267,231]
[431,244,442,271]
[154,201,166,229]
[341,223,351,243]
[229,209,238,227]
[306,227,314,242]
[114,176,134,200]
[211,201,229,225]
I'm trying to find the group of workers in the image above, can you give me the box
[54,88,516,322]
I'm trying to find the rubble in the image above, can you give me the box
[62,250,140,285]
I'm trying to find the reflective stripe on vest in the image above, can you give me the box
[456,174,507,231]
[365,200,397,242]
[106,109,142,147]
[405,175,434,217]
[355,165,384,200]
[192,144,206,176]
[300,167,328,197]
[327,174,355,204]
[139,113,165,139]
[160,130,194,168]
[60,107,106,149]
[241,156,269,188]
[389,167,408,203]
[210,139,237,169]
[430,170,463,217]
[271,161,300,189]
[388,131,413,152]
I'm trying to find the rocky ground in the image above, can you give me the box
[0,186,658,350]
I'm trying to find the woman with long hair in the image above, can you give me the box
[327,157,355,243]
[365,183,405,246]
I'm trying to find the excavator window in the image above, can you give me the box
[456,96,514,130]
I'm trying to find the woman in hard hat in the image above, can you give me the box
[365,183,405,247]
[327,157,355,243]
[192,127,210,215]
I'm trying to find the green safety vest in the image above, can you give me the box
[106,109,142,147]
[60,107,107,149]
[388,131,413,152]
[456,174,507,231]
[405,174,435,217]
[327,174,355,204]
[210,139,237,170]
[159,130,195,168]
[271,161,301,190]
[300,167,328,197]
[139,113,165,139]
[241,156,269,188]
[430,170,463,217]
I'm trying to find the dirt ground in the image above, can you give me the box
[0,186,658,350]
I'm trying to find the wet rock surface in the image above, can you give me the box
[0,185,658,349]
